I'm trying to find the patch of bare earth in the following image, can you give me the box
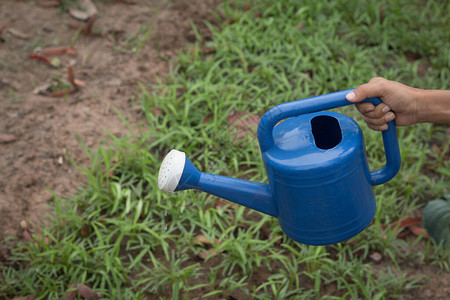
[0,0,219,259]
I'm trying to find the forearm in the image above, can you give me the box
[416,89,450,125]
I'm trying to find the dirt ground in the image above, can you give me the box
[0,1,449,299]
[0,0,218,257]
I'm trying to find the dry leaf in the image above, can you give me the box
[227,110,261,145]
[0,134,17,143]
[197,250,210,259]
[38,1,61,8]
[40,46,76,56]
[69,0,98,21]
[381,216,423,239]
[74,79,86,87]
[197,248,223,259]
[29,54,51,64]
[410,226,429,238]
[193,235,221,245]
[51,88,77,98]
[33,83,52,95]
[77,284,101,299]
[68,65,77,88]
[227,110,260,129]
[82,14,97,35]
[8,28,31,39]
[59,289,78,300]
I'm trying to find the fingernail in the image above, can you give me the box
[346,92,356,101]
[382,105,391,113]
[385,112,395,122]
[365,106,374,113]
[380,124,388,131]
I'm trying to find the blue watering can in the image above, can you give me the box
[158,89,401,245]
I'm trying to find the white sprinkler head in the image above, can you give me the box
[158,149,186,193]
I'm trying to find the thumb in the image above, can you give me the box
[346,78,386,103]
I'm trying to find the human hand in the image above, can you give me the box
[346,77,420,131]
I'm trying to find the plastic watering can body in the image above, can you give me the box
[263,111,375,244]
[158,89,401,245]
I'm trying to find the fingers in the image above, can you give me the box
[355,102,395,131]
[346,77,388,103]
[347,77,395,131]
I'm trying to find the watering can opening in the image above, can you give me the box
[311,115,342,150]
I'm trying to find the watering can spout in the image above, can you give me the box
[158,150,276,217]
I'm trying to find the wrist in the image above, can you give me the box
[415,89,450,124]
[414,89,428,124]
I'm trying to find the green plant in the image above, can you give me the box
[423,195,450,249]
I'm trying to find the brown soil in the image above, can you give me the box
[0,0,218,257]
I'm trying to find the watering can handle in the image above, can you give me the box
[257,88,401,185]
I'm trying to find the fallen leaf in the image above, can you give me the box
[198,248,223,259]
[197,250,209,259]
[193,235,221,245]
[8,28,31,39]
[51,88,77,98]
[369,252,382,263]
[227,110,261,146]
[0,134,17,143]
[74,79,86,87]
[33,83,52,95]
[391,216,422,231]
[381,216,423,239]
[68,65,77,88]
[40,46,76,56]
[77,284,101,300]
[38,0,61,8]
[82,14,97,36]
[69,0,98,21]
[227,110,260,129]
[29,54,52,64]
[410,226,429,238]
[59,288,78,300]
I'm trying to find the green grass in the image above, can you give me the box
[2,0,449,299]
